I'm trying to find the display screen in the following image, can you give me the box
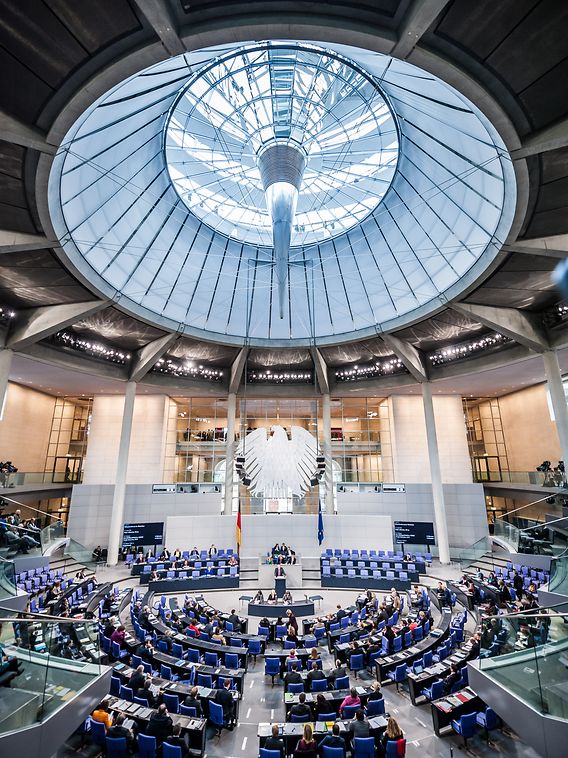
[393,521,435,545]
[122,522,164,547]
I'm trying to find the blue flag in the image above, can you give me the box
[318,500,324,545]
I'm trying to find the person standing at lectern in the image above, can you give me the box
[275,565,286,577]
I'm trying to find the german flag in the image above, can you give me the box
[236,502,242,554]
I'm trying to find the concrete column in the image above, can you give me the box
[0,348,13,420]
[421,383,451,564]
[107,381,136,566]
[322,393,334,513]
[223,392,237,515]
[542,349,568,466]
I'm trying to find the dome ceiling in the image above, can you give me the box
[49,40,516,346]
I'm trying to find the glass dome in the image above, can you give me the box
[48,41,516,346]
[165,43,398,248]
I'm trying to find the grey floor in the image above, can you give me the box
[59,561,543,757]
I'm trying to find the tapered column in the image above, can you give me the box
[223,392,237,515]
[107,381,136,565]
[322,393,334,513]
[422,382,450,564]
[542,349,568,466]
[0,348,13,420]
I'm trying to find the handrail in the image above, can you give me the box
[502,494,556,519]
[521,514,568,532]
[1,492,61,521]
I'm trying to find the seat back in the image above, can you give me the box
[342,704,358,719]
[290,712,310,722]
[350,653,364,670]
[483,707,499,729]
[259,750,283,758]
[385,739,406,757]
[322,747,345,758]
[288,682,304,693]
[119,685,133,701]
[335,675,349,690]
[162,744,183,758]
[106,736,128,757]
[138,733,157,758]
[311,677,327,692]
[209,700,225,727]
[353,737,375,758]
[265,657,280,676]
[90,719,107,746]
[163,692,179,713]
[460,711,478,737]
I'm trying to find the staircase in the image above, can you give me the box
[239,556,259,588]
[301,557,321,587]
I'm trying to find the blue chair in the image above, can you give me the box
[265,657,281,685]
[248,639,262,661]
[335,675,349,690]
[322,746,345,758]
[311,677,328,692]
[476,707,500,742]
[225,653,239,669]
[318,712,337,721]
[209,700,226,738]
[393,636,403,653]
[386,663,407,692]
[260,750,282,758]
[349,653,364,679]
[288,682,304,693]
[109,675,121,696]
[353,737,375,758]
[205,651,219,667]
[162,744,182,758]
[451,712,477,747]
[90,719,107,747]
[180,704,197,717]
[187,648,199,663]
[106,736,127,757]
[161,664,177,681]
[423,650,433,667]
[172,643,184,659]
[134,696,148,706]
[385,739,406,757]
[341,704,359,719]
[258,625,270,638]
[111,640,128,660]
[197,673,213,687]
[291,712,310,723]
[138,733,157,758]
[366,697,385,716]
[421,679,444,701]
[119,685,133,702]
[163,692,179,713]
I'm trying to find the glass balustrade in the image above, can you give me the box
[456,536,491,569]
[493,518,521,551]
[478,605,568,719]
[549,556,568,596]
[0,614,104,735]
[0,556,17,600]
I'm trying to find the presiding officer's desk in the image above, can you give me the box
[106,695,207,756]
[248,599,315,618]
[113,661,242,718]
[430,687,485,736]
[258,716,388,756]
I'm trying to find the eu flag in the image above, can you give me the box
[318,500,324,545]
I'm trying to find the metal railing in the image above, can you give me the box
[474,469,567,488]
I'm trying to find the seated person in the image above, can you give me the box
[149,569,160,582]
[106,713,135,752]
[288,692,311,721]
[59,639,79,660]
[145,704,173,745]
[267,590,278,602]
[215,678,236,726]
[135,679,157,707]
[339,687,361,717]
[306,661,326,690]
[410,584,424,609]
[318,723,345,753]
[184,686,202,716]
[190,546,199,558]
[349,708,370,738]
[110,625,126,648]
[228,555,238,567]
[295,723,317,754]
[283,590,293,604]
[227,609,241,633]
[173,548,182,559]
[284,662,302,690]
[165,723,190,758]
[264,724,285,758]
[129,665,146,694]
[211,628,227,645]
[367,680,383,701]
[313,693,329,720]
[286,626,298,644]
[381,717,404,752]
[328,659,347,688]
[253,589,264,603]
[91,701,113,729]
[443,663,461,694]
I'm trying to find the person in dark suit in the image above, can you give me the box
[264,724,285,757]
[164,724,190,758]
[335,605,346,622]
[284,663,303,691]
[328,659,346,688]
[136,639,154,663]
[135,679,157,707]
[215,678,235,726]
[443,664,461,695]
[145,704,173,745]
[106,713,135,752]
[512,571,524,599]
[227,610,241,632]
[289,692,311,721]
[436,582,452,607]
[467,632,481,660]
[318,723,345,753]
[306,662,326,690]
[128,665,145,694]
[183,686,202,716]
[275,565,286,577]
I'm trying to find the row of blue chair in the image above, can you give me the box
[90,718,185,757]
[260,736,406,757]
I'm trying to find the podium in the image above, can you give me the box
[275,575,286,598]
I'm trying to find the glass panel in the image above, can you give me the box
[0,556,17,599]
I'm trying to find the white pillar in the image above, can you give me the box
[322,393,334,513]
[223,392,237,515]
[543,349,568,466]
[422,382,451,564]
[0,348,13,421]
[107,381,136,566]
